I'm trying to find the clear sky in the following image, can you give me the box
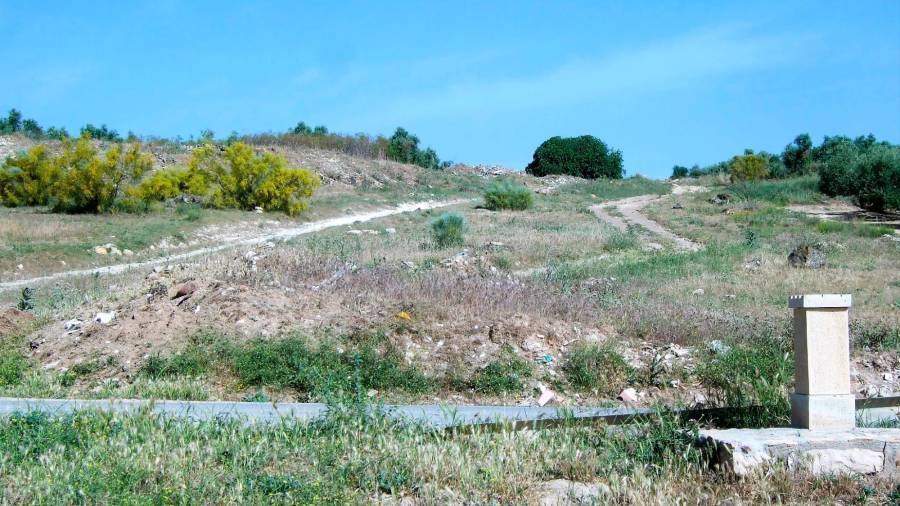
[2,1,898,177]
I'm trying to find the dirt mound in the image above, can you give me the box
[0,308,34,337]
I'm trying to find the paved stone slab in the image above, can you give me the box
[699,427,900,478]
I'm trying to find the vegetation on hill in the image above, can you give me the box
[673,133,899,211]
[0,136,319,216]
[526,135,624,179]
[483,180,533,210]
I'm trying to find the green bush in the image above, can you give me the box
[188,142,319,216]
[483,180,533,210]
[229,337,431,398]
[562,344,632,395]
[468,346,531,394]
[819,145,900,211]
[670,165,688,179]
[852,148,900,211]
[430,212,466,248]
[730,175,820,205]
[0,351,28,386]
[696,335,793,428]
[141,346,210,379]
[525,135,623,179]
[386,127,443,170]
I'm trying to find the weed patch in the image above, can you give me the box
[468,345,531,394]
[562,344,632,395]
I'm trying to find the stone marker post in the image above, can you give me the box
[789,294,854,430]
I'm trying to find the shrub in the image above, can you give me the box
[0,351,28,386]
[188,142,319,216]
[386,127,442,169]
[468,345,531,394]
[730,175,820,205]
[819,144,900,211]
[141,346,210,379]
[0,145,60,206]
[128,167,207,202]
[229,337,431,398]
[483,180,533,210]
[670,165,689,179]
[48,136,153,213]
[562,344,632,395]
[525,135,623,179]
[730,153,769,181]
[852,147,900,212]
[430,212,466,248]
[696,335,793,427]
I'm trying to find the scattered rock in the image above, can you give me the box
[692,288,705,296]
[618,387,638,403]
[123,249,134,257]
[884,373,895,382]
[672,202,684,209]
[537,384,556,407]
[254,206,264,214]
[346,229,363,235]
[693,392,708,406]
[643,242,664,252]
[384,227,397,234]
[63,319,82,332]
[94,246,108,255]
[535,479,608,506]
[93,312,116,325]
[788,245,826,269]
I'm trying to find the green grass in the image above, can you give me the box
[561,175,670,200]
[468,345,531,394]
[695,335,793,428]
[729,175,821,205]
[228,335,433,399]
[562,344,632,395]
[815,219,895,238]
[430,212,466,248]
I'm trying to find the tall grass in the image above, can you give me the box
[561,175,670,200]
[730,175,821,205]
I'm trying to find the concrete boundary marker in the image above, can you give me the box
[0,396,895,430]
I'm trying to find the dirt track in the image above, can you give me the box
[590,184,703,251]
[0,199,466,292]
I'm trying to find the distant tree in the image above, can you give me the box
[126,131,140,143]
[670,165,689,179]
[782,134,813,175]
[45,127,69,140]
[525,135,623,179]
[290,122,312,135]
[312,125,328,135]
[80,123,122,142]
[388,127,419,164]
[200,129,215,143]
[21,119,43,138]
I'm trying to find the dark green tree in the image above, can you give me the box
[781,134,813,175]
[525,135,623,179]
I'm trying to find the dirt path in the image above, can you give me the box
[0,199,466,292]
[590,184,703,251]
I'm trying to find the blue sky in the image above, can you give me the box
[1,1,898,178]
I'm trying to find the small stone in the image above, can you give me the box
[63,319,82,331]
[254,206,264,213]
[384,227,397,234]
[618,387,638,403]
[346,229,363,235]
[693,392,707,406]
[692,288,705,296]
[94,312,116,325]
[537,385,556,407]
[16,264,23,270]
[882,373,894,382]
[123,249,134,257]
[94,246,108,255]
